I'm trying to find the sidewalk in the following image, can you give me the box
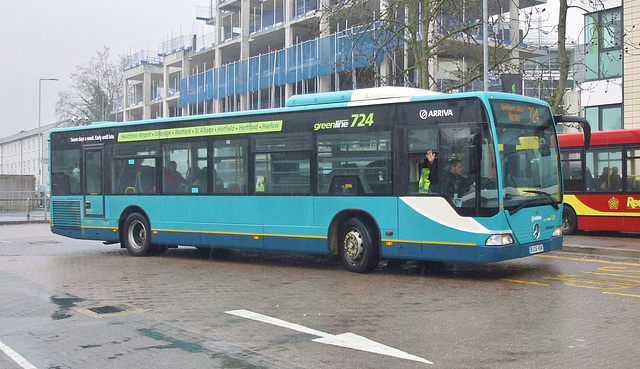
[2,213,639,260]
[562,233,640,260]
[0,210,50,225]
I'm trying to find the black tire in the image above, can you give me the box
[123,213,153,256]
[340,218,379,273]
[562,206,578,235]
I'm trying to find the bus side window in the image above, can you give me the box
[407,129,439,195]
[587,149,623,192]
[254,151,310,195]
[138,162,156,194]
[51,149,81,196]
[51,172,71,196]
[317,132,391,195]
[214,139,248,195]
[560,150,583,192]
[114,158,156,194]
[628,148,640,191]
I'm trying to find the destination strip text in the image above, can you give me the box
[118,120,283,142]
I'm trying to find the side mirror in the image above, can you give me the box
[554,115,591,149]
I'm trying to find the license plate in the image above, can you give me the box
[529,244,544,254]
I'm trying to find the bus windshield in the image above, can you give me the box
[490,100,561,214]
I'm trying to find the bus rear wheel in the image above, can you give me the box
[340,218,379,273]
[123,213,153,256]
[562,206,577,235]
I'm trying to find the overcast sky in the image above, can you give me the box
[0,0,581,137]
[0,0,206,136]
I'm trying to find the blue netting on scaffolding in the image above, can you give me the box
[179,27,390,107]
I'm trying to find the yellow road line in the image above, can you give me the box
[581,271,640,282]
[602,291,640,298]
[501,278,550,286]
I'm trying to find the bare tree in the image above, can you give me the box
[547,0,570,114]
[321,0,541,92]
[56,47,123,125]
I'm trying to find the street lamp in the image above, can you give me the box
[483,0,488,91]
[38,78,58,190]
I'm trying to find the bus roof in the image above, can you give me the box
[285,86,441,107]
[558,128,640,147]
[50,88,550,134]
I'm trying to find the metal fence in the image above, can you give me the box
[0,191,49,221]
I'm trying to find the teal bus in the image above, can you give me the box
[49,87,567,273]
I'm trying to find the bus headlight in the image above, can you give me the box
[552,226,562,237]
[485,234,514,246]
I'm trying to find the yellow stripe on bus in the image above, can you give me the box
[383,238,476,246]
[565,194,640,217]
[80,226,474,246]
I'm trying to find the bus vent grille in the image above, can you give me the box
[52,200,82,229]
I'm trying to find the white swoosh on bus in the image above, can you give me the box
[400,197,490,234]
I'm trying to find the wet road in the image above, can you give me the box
[1,223,639,368]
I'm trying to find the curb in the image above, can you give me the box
[561,245,640,260]
[0,220,49,226]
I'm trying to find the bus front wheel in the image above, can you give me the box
[562,206,577,235]
[340,218,379,273]
[123,213,153,256]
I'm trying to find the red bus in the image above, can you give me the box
[558,128,640,233]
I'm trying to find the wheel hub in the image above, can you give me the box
[344,230,364,262]
[128,221,146,249]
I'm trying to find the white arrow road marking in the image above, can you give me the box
[226,309,432,365]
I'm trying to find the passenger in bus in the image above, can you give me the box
[610,166,622,190]
[71,162,81,193]
[444,159,474,200]
[215,178,225,193]
[198,166,209,192]
[164,161,186,193]
[228,176,245,194]
[598,167,610,189]
[418,150,438,193]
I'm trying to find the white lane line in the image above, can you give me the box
[226,309,432,365]
[0,340,37,369]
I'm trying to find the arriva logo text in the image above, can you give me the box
[420,109,454,119]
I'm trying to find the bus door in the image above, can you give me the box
[83,146,105,218]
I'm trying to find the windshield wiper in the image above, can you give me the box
[523,190,559,210]
[507,190,559,215]
[508,203,528,215]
